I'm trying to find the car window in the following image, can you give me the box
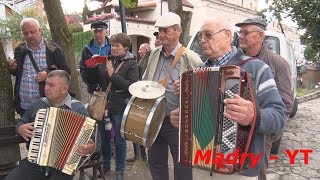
[189,32,207,62]
[264,36,280,55]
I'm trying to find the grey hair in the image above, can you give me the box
[20,17,40,29]
[47,70,71,86]
[140,43,151,52]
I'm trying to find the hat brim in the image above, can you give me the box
[235,22,266,30]
[92,27,107,31]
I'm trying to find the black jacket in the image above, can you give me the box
[80,51,139,114]
[11,39,70,115]
[79,38,111,93]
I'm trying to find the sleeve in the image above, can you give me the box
[79,47,100,87]
[52,45,71,74]
[255,64,286,134]
[15,100,44,135]
[275,58,294,114]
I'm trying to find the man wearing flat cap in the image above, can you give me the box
[142,12,202,180]
[79,20,112,175]
[236,17,293,180]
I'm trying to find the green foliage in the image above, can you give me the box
[0,7,51,41]
[268,0,320,51]
[121,0,138,9]
[256,9,267,20]
[72,30,93,62]
[304,45,319,62]
[68,24,83,34]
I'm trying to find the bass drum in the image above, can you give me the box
[121,96,166,148]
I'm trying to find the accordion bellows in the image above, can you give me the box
[28,107,96,175]
[179,65,259,174]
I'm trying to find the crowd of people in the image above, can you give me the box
[5,10,292,180]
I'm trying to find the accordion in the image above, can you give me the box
[179,65,260,174]
[28,107,96,175]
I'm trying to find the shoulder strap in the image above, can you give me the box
[158,46,185,87]
[105,61,125,93]
[229,57,256,66]
[27,50,40,72]
[86,45,94,55]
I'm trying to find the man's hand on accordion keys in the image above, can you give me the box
[77,139,96,157]
[223,94,254,126]
[18,122,35,141]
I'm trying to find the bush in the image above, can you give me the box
[72,31,93,62]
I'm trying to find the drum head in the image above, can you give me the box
[129,81,165,99]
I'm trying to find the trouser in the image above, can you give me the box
[148,117,192,180]
[133,142,146,158]
[97,120,112,169]
[5,158,73,180]
[258,116,288,180]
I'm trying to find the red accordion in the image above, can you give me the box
[179,65,260,174]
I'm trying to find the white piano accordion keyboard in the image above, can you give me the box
[28,107,96,175]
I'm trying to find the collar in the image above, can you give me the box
[55,94,72,108]
[205,49,233,67]
[26,38,44,52]
[93,39,108,48]
[161,43,181,57]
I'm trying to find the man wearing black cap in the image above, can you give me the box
[79,20,112,175]
[236,17,293,180]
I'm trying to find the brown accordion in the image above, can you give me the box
[28,107,96,175]
[179,65,259,174]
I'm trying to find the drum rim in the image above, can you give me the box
[144,96,166,148]
[120,96,136,139]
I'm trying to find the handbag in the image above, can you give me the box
[87,61,124,120]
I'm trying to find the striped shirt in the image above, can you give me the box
[19,39,48,110]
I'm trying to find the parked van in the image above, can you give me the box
[187,29,299,117]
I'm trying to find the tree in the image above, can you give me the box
[268,0,320,51]
[0,42,20,166]
[304,45,319,62]
[167,0,192,46]
[0,7,50,41]
[43,0,82,100]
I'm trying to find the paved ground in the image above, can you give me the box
[267,97,320,180]
[18,95,320,180]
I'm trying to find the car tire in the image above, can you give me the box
[270,137,281,155]
[289,98,298,118]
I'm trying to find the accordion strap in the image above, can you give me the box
[158,46,185,87]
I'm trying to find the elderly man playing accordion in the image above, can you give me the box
[170,17,285,180]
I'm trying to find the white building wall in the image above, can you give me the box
[188,0,258,36]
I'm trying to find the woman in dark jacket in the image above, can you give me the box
[106,33,139,179]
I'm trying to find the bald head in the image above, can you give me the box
[200,17,233,60]
[138,43,151,58]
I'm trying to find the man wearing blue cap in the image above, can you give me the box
[79,20,112,176]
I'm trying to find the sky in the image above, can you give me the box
[60,0,101,13]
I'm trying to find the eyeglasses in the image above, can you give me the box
[198,29,225,40]
[237,30,260,37]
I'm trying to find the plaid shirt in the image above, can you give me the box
[204,49,232,67]
[19,39,47,110]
